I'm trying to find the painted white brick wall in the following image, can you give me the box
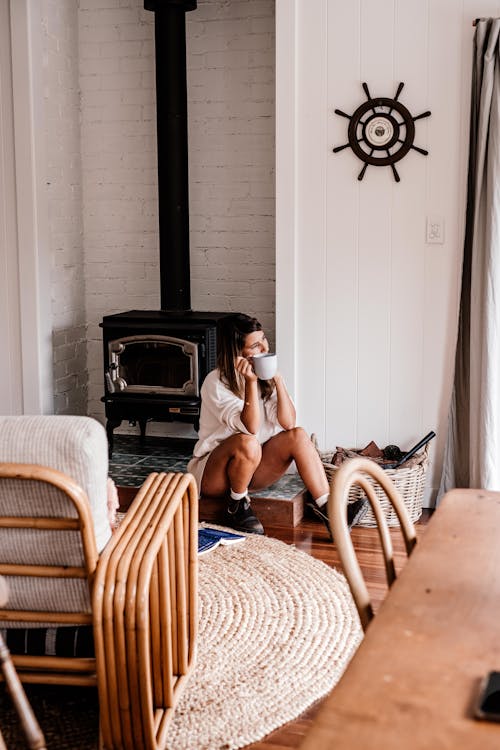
[41,0,275,425]
[187,0,276,336]
[43,0,87,415]
[77,0,276,429]
[79,1,159,423]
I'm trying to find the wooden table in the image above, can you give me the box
[300,489,500,749]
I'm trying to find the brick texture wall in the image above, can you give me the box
[46,0,275,428]
[187,0,276,336]
[43,0,87,415]
[78,0,159,423]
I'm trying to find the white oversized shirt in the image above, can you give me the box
[191,368,284,459]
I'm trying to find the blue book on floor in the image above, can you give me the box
[198,527,245,556]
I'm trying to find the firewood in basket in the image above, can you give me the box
[359,440,384,459]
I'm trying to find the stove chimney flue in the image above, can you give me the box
[145,0,197,312]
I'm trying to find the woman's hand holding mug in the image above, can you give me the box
[236,356,258,381]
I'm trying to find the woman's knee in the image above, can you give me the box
[285,426,310,449]
[233,433,262,463]
[280,426,316,458]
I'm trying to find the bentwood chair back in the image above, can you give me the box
[0,415,198,750]
[329,457,417,631]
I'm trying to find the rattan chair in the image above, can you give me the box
[0,415,198,750]
[329,457,417,631]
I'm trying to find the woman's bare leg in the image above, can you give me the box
[200,434,264,534]
[250,427,329,499]
[201,433,262,497]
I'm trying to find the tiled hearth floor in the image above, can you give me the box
[108,434,306,502]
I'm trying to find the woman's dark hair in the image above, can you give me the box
[216,313,274,400]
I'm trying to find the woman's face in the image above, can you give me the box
[241,330,269,358]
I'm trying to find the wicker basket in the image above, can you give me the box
[312,436,429,527]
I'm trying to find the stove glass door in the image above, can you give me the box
[108,335,198,396]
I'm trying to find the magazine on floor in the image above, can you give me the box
[198,526,246,556]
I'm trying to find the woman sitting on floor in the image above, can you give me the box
[187,313,330,534]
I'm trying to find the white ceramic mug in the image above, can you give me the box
[252,353,278,379]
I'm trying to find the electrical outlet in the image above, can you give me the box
[426,215,445,244]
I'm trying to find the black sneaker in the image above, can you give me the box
[223,496,264,535]
[307,498,368,541]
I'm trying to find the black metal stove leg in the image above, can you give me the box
[106,419,122,458]
[139,419,147,443]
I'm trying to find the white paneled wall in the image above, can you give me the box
[0,0,22,415]
[277,0,500,504]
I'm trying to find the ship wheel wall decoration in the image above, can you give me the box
[333,82,431,182]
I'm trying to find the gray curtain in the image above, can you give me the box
[439,18,500,497]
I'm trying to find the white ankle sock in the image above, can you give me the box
[230,488,248,501]
[314,492,329,508]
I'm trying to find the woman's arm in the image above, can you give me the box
[273,373,296,430]
[236,357,260,434]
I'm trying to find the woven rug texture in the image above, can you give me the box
[0,532,362,749]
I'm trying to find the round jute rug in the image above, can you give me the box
[0,532,362,749]
[165,530,363,750]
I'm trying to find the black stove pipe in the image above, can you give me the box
[145,0,197,312]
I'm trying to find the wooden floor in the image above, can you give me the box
[246,509,432,750]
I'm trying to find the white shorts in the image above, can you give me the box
[186,453,211,494]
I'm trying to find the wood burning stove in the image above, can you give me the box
[100,310,230,454]
[101,1,234,454]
